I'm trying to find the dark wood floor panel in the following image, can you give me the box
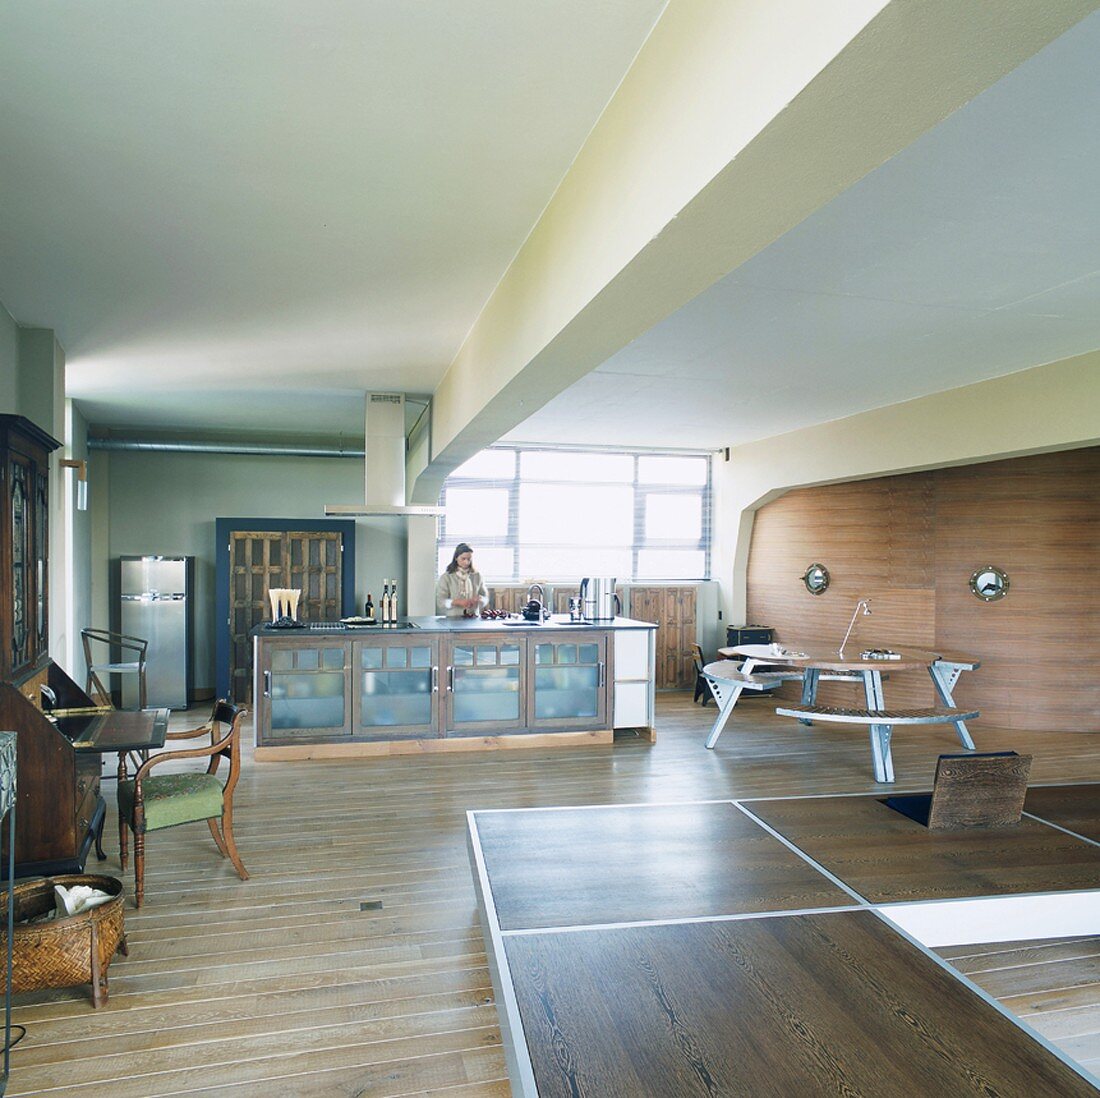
[8,695,1100,1095]
[1026,783,1100,842]
[473,801,852,930]
[505,910,1098,1097]
[743,792,1100,903]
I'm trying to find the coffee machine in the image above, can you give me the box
[579,577,621,621]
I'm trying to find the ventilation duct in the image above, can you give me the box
[324,393,442,517]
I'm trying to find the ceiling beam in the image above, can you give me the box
[412,0,1098,501]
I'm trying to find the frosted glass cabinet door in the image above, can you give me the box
[443,636,526,735]
[261,643,350,738]
[529,635,608,730]
[352,639,439,739]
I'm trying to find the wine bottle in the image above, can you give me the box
[381,581,390,625]
[365,592,375,622]
[390,581,399,623]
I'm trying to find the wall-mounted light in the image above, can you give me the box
[60,458,88,511]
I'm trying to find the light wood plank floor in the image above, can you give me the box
[940,936,1100,1076]
[9,694,1100,1096]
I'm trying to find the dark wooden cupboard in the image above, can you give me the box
[1,415,59,681]
[0,416,107,875]
[629,586,697,689]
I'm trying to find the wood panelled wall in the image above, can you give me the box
[746,447,1100,732]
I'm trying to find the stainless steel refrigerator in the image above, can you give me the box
[118,556,194,709]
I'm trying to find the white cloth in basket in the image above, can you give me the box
[54,884,114,916]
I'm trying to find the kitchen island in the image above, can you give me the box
[251,615,656,760]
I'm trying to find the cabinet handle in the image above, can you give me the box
[431,666,439,692]
[263,670,271,698]
[598,661,606,687]
[447,666,455,692]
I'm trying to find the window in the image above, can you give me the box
[438,446,711,581]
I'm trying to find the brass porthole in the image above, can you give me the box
[970,565,1009,602]
[801,563,829,596]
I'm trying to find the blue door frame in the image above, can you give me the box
[215,517,356,702]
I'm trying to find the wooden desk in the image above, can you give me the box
[1,661,167,877]
[55,707,169,783]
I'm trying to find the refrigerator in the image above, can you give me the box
[118,556,194,709]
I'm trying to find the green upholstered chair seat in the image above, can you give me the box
[118,772,225,833]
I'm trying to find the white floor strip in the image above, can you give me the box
[500,904,863,937]
[883,889,1100,948]
[1023,809,1100,848]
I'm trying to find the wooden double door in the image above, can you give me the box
[629,586,697,689]
[217,521,354,703]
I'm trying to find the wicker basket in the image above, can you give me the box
[0,874,127,1007]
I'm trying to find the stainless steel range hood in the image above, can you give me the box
[324,393,443,517]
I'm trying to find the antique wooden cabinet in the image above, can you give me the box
[225,525,348,703]
[0,415,59,681]
[0,418,108,873]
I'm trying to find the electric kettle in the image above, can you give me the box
[579,577,621,621]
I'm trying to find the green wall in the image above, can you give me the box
[0,303,17,410]
[96,448,409,697]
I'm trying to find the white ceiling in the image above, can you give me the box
[4,6,1098,453]
[0,0,666,433]
[508,11,1100,450]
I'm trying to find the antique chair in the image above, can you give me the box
[691,644,711,705]
[117,700,249,907]
[81,627,148,709]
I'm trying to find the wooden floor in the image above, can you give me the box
[744,791,1100,903]
[503,913,1097,1097]
[940,936,1100,1076]
[9,694,1100,1096]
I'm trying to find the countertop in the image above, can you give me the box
[252,614,657,638]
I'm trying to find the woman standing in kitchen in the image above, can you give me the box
[436,543,489,617]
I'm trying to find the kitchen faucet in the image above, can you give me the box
[523,582,547,621]
[838,598,872,658]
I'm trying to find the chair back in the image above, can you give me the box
[81,628,148,664]
[691,643,706,674]
[210,699,244,752]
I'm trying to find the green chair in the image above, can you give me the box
[118,700,249,907]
